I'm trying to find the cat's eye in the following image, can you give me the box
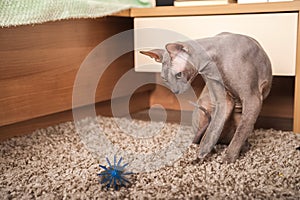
[175,72,182,79]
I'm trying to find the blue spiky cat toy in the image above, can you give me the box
[97,155,133,190]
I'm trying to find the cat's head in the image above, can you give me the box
[140,42,198,94]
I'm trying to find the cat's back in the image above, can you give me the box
[196,32,272,99]
[196,32,262,53]
[196,32,271,71]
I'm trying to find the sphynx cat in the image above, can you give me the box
[140,32,272,163]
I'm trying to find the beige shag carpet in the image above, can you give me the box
[0,116,300,199]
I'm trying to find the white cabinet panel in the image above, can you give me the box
[134,13,298,75]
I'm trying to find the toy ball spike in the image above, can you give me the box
[97,155,133,190]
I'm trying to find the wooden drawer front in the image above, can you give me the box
[134,13,298,75]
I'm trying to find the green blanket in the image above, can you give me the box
[0,0,151,27]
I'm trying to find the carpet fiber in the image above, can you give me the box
[0,116,299,199]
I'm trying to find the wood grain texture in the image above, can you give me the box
[293,13,300,133]
[119,1,300,17]
[0,91,151,141]
[0,17,155,127]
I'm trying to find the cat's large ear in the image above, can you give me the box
[165,43,189,59]
[140,49,165,63]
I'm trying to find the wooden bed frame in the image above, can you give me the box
[1,2,299,141]
[0,17,155,140]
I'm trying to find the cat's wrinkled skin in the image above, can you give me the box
[140,32,272,163]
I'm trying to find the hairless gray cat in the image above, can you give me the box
[140,32,272,163]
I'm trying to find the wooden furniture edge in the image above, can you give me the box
[114,1,300,17]
[293,12,300,133]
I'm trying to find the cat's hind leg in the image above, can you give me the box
[223,93,262,163]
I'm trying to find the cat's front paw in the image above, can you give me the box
[222,149,239,164]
